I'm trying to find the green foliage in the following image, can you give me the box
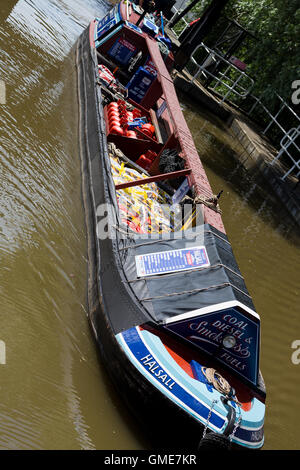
[231,0,300,112]
[188,0,300,116]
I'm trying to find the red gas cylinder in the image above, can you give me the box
[125,131,137,139]
[132,108,141,118]
[145,150,157,162]
[107,109,120,119]
[109,119,121,130]
[107,105,121,131]
[141,123,155,137]
[110,125,123,135]
[136,155,152,170]
[108,102,118,110]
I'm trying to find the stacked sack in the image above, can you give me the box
[110,155,177,234]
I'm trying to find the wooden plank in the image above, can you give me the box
[145,36,173,83]
[150,109,163,144]
[115,168,191,190]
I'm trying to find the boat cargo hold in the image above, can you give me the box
[75,0,266,450]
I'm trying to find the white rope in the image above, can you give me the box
[201,367,242,407]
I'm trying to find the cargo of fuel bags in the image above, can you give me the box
[110,155,178,234]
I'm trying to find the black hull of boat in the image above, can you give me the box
[75,28,212,450]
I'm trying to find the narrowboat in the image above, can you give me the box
[75,0,266,450]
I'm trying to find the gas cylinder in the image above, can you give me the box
[125,130,137,139]
[132,108,141,118]
[136,155,152,170]
[110,125,123,135]
[145,150,157,162]
[108,102,118,110]
[141,123,155,138]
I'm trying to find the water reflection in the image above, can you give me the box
[7,0,108,60]
[1,0,147,450]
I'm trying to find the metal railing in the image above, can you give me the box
[270,126,300,180]
[188,44,300,181]
[245,93,300,180]
[246,92,300,136]
[189,43,255,103]
[166,7,190,39]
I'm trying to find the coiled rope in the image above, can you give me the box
[201,367,241,406]
[193,195,222,214]
[201,367,231,395]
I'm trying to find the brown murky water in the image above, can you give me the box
[0,0,299,450]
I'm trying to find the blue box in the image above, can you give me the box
[126,66,156,103]
[108,37,137,66]
[141,18,159,37]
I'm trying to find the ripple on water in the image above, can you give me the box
[1,0,147,452]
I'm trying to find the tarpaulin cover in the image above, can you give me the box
[121,225,256,323]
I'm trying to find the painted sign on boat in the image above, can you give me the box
[108,38,137,66]
[156,100,167,118]
[164,306,260,385]
[171,177,190,206]
[135,246,210,277]
[95,5,121,41]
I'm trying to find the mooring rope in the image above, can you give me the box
[193,194,222,214]
[201,367,242,407]
[201,367,232,395]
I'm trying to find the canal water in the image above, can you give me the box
[0,0,299,450]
